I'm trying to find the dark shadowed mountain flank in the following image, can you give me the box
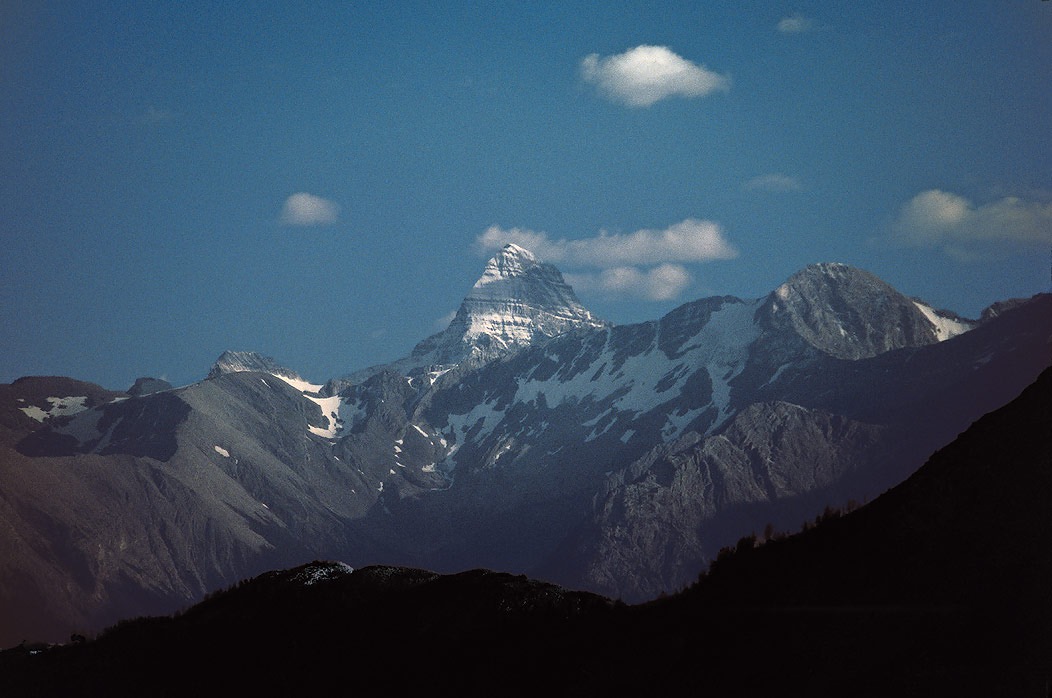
[0,248,1049,654]
[1,368,1048,697]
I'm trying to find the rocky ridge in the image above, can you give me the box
[1,248,1049,646]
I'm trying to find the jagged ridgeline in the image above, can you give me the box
[1,243,1049,647]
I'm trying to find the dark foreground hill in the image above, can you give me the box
[1,367,1048,697]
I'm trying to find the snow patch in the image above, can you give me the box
[913,301,975,341]
[305,394,346,439]
[427,368,453,385]
[19,396,88,422]
[273,373,325,394]
[445,400,508,444]
[19,405,48,422]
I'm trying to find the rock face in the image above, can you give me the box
[1,250,1049,647]
[760,262,939,360]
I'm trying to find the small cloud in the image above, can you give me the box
[567,264,693,301]
[777,14,813,33]
[580,45,730,108]
[477,218,738,268]
[891,189,1052,256]
[742,173,804,193]
[477,219,736,302]
[280,193,340,226]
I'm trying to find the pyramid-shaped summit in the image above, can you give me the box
[759,262,947,359]
[389,244,606,374]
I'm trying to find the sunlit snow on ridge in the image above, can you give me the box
[272,374,324,394]
[913,301,976,341]
[512,297,760,434]
[440,298,762,458]
[250,370,348,440]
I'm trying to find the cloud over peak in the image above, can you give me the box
[477,218,738,267]
[892,189,1052,256]
[476,218,737,301]
[580,45,730,107]
[280,193,340,226]
[566,264,692,301]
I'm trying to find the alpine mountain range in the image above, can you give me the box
[2,243,1049,647]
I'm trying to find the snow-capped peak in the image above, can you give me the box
[473,244,539,287]
[424,245,606,360]
[347,246,608,382]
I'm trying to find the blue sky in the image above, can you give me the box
[2,1,1050,390]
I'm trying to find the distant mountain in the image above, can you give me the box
[207,350,307,382]
[2,368,1047,696]
[763,262,946,359]
[1,247,1048,648]
[126,377,172,397]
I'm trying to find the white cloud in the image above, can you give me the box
[477,219,737,301]
[280,193,340,226]
[892,189,1052,255]
[580,45,730,107]
[477,218,738,267]
[566,264,693,301]
[742,173,804,193]
[778,15,813,33]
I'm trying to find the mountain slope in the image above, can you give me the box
[762,262,942,359]
[1,252,1048,646]
[1,369,1047,697]
[670,365,1052,695]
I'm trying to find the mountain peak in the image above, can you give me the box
[762,263,942,359]
[470,244,541,291]
[208,351,301,381]
[342,247,606,381]
[434,246,605,359]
